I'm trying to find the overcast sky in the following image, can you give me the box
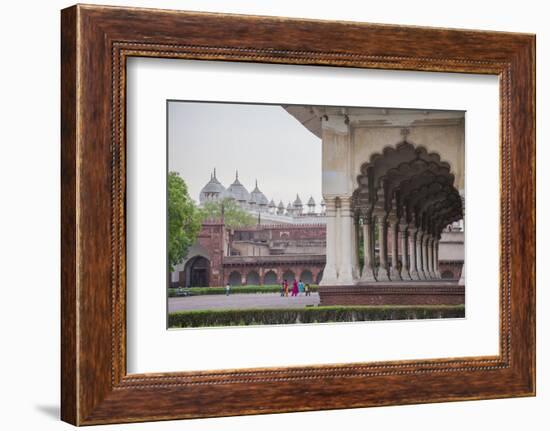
[168,101,322,209]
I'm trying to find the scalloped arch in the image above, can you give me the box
[354,140,462,235]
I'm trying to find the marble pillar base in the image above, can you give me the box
[377,268,391,281]
[389,269,401,281]
[338,268,356,285]
[319,265,338,286]
[401,271,413,281]
[360,267,377,282]
[409,270,421,281]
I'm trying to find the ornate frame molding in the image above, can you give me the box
[61,4,535,425]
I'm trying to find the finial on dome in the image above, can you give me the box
[213,167,217,179]
[236,170,239,181]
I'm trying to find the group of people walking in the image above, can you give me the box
[280,279,311,297]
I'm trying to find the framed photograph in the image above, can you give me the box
[164,101,466,330]
[61,4,535,425]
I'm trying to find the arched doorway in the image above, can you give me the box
[282,270,295,282]
[300,270,313,284]
[246,271,260,286]
[228,271,242,286]
[263,270,277,285]
[185,256,210,287]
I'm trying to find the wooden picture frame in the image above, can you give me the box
[61,4,535,425]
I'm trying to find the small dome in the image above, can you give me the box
[250,180,269,206]
[226,170,250,203]
[278,200,285,209]
[268,199,276,208]
[293,194,302,207]
[199,169,226,203]
[307,196,315,206]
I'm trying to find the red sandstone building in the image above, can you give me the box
[171,220,326,288]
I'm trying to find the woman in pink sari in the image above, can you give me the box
[291,279,299,296]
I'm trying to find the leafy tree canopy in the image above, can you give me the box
[201,198,256,229]
[168,172,203,271]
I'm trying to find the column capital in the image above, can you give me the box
[322,196,338,204]
[322,196,338,215]
[321,113,351,134]
[387,214,399,225]
[360,212,373,225]
[339,195,353,206]
[398,223,409,233]
[339,196,354,216]
[372,208,388,221]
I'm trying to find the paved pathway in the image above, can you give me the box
[168,292,320,312]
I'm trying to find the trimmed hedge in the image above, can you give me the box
[168,285,319,297]
[168,305,465,328]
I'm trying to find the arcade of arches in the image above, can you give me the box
[284,107,466,289]
[181,254,324,287]
[226,267,323,286]
[322,141,463,285]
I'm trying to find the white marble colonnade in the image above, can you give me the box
[320,205,444,285]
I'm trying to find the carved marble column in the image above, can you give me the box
[426,235,434,279]
[434,238,441,278]
[319,197,338,285]
[421,233,430,280]
[388,215,401,280]
[417,229,426,280]
[338,196,357,284]
[458,191,465,285]
[376,212,390,281]
[360,214,376,282]
[399,222,410,280]
[408,226,420,280]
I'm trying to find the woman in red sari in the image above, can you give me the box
[291,279,299,296]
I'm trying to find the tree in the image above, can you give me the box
[168,172,203,271]
[201,198,255,229]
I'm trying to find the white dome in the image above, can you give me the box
[199,170,225,203]
[250,180,269,206]
[226,171,250,203]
